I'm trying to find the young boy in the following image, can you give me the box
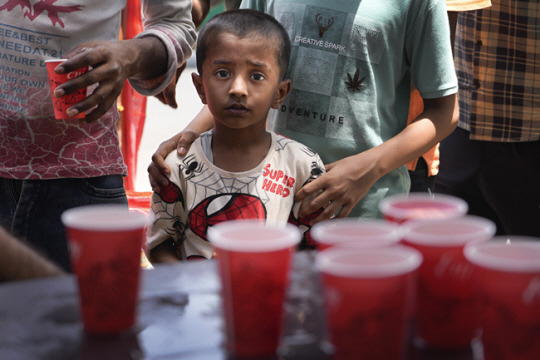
[146,9,325,262]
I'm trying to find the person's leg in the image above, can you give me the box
[11,176,128,271]
[0,178,21,232]
[435,128,505,234]
[478,141,540,237]
[409,157,435,194]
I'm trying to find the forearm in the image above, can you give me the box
[192,0,211,28]
[0,228,64,282]
[185,106,215,136]
[362,94,458,178]
[132,0,197,94]
[124,37,169,81]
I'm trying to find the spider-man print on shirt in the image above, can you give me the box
[147,132,326,259]
[189,193,266,240]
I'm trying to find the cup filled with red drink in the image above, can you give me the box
[400,215,496,350]
[61,204,147,334]
[208,220,301,358]
[316,245,423,360]
[464,237,540,360]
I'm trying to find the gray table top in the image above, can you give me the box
[0,251,478,360]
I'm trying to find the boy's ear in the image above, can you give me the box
[191,72,207,104]
[271,79,291,109]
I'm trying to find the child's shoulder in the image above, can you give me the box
[272,132,319,157]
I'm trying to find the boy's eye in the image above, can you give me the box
[251,73,265,81]
[216,70,230,78]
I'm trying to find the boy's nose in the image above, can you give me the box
[229,76,248,98]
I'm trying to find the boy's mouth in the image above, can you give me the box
[226,103,248,112]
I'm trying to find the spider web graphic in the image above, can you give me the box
[180,158,271,210]
[189,173,271,209]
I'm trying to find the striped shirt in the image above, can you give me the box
[454,0,540,142]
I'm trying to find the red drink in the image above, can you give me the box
[401,216,496,349]
[62,205,147,334]
[208,221,301,358]
[316,245,422,360]
[464,238,540,360]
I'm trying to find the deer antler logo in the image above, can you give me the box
[0,0,83,29]
[315,14,334,37]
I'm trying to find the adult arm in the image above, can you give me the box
[51,0,197,124]
[0,227,64,282]
[295,94,459,224]
[148,106,214,192]
[155,0,211,108]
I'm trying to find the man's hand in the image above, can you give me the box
[53,38,167,124]
[148,130,199,192]
[154,63,186,109]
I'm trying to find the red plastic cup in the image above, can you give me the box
[45,59,88,120]
[208,220,301,358]
[61,205,147,334]
[464,237,540,360]
[379,193,468,224]
[311,218,401,250]
[316,245,422,360]
[401,216,496,349]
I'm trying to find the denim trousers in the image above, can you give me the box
[0,176,128,272]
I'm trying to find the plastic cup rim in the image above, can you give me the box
[378,193,468,220]
[401,215,496,246]
[311,218,400,247]
[44,58,67,63]
[61,204,147,231]
[315,245,423,278]
[208,220,301,252]
[464,237,540,273]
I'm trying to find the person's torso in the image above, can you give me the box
[163,132,324,257]
[242,0,456,217]
[0,1,127,179]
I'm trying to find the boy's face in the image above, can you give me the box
[192,32,290,131]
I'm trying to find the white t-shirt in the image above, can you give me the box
[147,131,325,259]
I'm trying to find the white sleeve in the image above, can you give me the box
[129,0,197,95]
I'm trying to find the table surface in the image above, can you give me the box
[0,251,481,360]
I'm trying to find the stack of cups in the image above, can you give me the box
[208,221,301,358]
[464,237,540,360]
[400,216,497,350]
[311,218,420,359]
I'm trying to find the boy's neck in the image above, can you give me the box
[211,126,272,172]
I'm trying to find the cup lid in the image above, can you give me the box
[401,215,496,247]
[311,218,400,247]
[379,193,468,221]
[464,237,540,273]
[208,220,301,252]
[316,245,423,278]
[61,204,147,231]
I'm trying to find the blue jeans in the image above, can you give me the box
[0,176,128,272]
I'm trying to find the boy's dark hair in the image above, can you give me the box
[196,9,291,79]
